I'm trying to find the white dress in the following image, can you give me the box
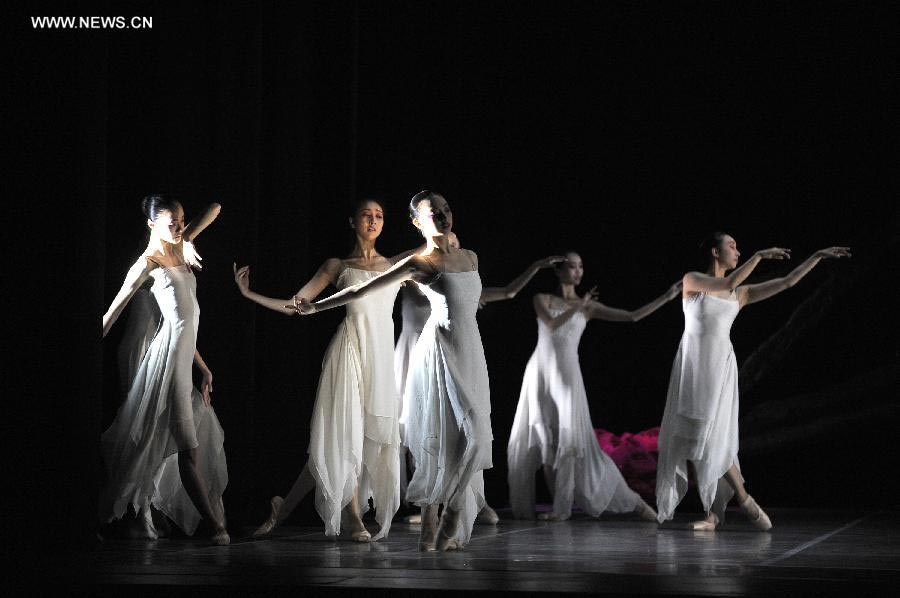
[656,291,741,523]
[102,261,228,535]
[307,267,401,540]
[507,303,643,520]
[403,271,492,546]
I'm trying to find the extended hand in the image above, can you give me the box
[183,241,203,270]
[580,285,599,309]
[815,246,851,259]
[755,247,792,260]
[233,262,250,294]
[290,295,317,315]
[536,255,566,269]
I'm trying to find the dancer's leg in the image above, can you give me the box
[722,464,772,530]
[177,448,229,543]
[418,504,439,551]
[342,490,371,542]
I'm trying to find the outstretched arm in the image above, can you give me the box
[588,281,682,322]
[183,203,222,242]
[683,247,792,295]
[737,247,851,307]
[296,256,423,314]
[103,258,157,337]
[533,288,596,331]
[194,350,214,406]
[481,255,565,304]
[233,258,341,316]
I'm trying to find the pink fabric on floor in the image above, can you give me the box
[594,427,671,501]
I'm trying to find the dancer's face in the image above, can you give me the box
[413,197,453,237]
[556,252,584,286]
[351,201,384,241]
[149,204,185,244]
[713,235,740,270]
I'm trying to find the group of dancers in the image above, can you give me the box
[101,191,850,549]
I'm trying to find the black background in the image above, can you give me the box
[7,1,897,551]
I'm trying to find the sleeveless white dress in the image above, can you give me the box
[656,291,742,523]
[308,267,401,540]
[102,261,227,534]
[507,303,643,520]
[403,270,492,546]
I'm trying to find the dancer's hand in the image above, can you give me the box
[814,246,851,259]
[580,285,599,310]
[754,247,791,260]
[290,296,317,315]
[534,255,566,269]
[233,263,251,295]
[200,369,214,406]
[667,280,684,300]
[183,240,203,270]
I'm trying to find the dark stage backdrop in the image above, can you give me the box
[8,1,897,551]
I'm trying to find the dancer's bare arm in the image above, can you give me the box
[481,255,565,304]
[533,288,596,331]
[102,258,157,337]
[194,350,214,406]
[233,258,342,316]
[295,255,429,314]
[737,247,851,307]
[588,281,682,322]
[683,247,791,295]
[183,203,222,242]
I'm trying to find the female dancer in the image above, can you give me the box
[101,195,229,545]
[296,191,509,551]
[656,233,850,530]
[508,252,680,522]
[395,232,562,524]
[234,199,400,541]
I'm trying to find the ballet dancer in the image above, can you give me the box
[655,233,850,530]
[101,195,229,545]
[508,251,681,522]
[235,199,401,541]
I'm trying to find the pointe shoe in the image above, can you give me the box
[633,499,659,522]
[476,505,499,525]
[740,495,773,531]
[435,508,462,551]
[211,528,231,546]
[133,508,158,540]
[252,496,284,537]
[689,513,719,531]
[537,512,560,521]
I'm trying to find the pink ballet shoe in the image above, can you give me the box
[404,513,422,525]
[537,512,560,521]
[211,528,230,546]
[350,529,372,543]
[689,513,719,531]
[435,508,462,551]
[740,495,773,531]
[633,499,658,522]
[252,496,283,537]
[476,505,499,525]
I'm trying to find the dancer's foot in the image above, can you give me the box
[418,505,439,551]
[342,508,371,543]
[129,508,158,540]
[633,499,658,522]
[739,495,773,531]
[476,505,499,525]
[252,496,284,537]
[404,513,422,525]
[689,512,719,531]
[435,507,462,551]
[537,511,560,521]
[211,524,230,546]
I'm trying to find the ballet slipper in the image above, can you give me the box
[688,513,719,531]
[351,529,372,543]
[537,512,560,521]
[435,508,461,551]
[211,528,231,545]
[633,499,659,522]
[476,505,499,525]
[404,513,422,525]
[252,496,284,537]
[739,495,773,531]
[341,508,371,543]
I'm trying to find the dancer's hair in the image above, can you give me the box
[350,197,385,218]
[408,190,446,219]
[141,194,181,222]
[699,231,729,265]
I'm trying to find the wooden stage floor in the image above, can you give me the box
[24,508,900,597]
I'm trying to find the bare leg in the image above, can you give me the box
[418,504,439,551]
[253,461,316,536]
[177,448,229,544]
[342,490,371,542]
[722,464,772,530]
